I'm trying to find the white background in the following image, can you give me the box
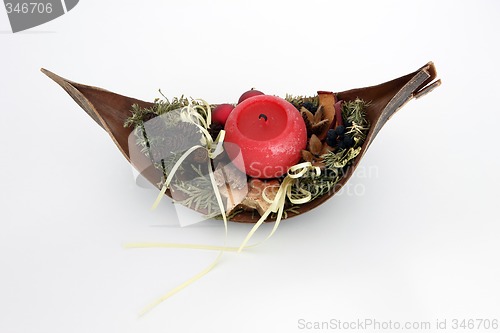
[1,1,499,332]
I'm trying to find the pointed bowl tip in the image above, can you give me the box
[40,68,66,86]
[40,67,51,76]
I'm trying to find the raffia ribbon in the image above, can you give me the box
[237,162,320,252]
[151,101,225,213]
[131,101,231,316]
[129,101,321,315]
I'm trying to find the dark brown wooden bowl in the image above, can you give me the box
[41,62,440,223]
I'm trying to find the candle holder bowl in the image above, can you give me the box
[42,62,440,223]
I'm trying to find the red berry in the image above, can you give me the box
[237,89,264,104]
[211,103,235,125]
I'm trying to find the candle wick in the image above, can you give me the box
[258,114,268,122]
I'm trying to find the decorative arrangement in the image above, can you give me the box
[122,90,370,226]
[41,62,440,225]
[41,62,440,313]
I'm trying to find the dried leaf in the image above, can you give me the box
[317,91,337,140]
[300,107,314,136]
[237,179,280,216]
[320,143,333,155]
[334,100,344,127]
[311,118,330,136]
[314,105,324,123]
[218,185,248,212]
[301,106,313,117]
[301,150,314,162]
[308,134,322,156]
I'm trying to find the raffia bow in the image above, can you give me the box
[237,162,320,252]
[131,104,321,315]
[151,100,226,223]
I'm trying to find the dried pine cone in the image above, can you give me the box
[301,134,332,168]
[301,106,330,138]
[301,92,337,140]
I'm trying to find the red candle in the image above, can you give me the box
[224,95,307,178]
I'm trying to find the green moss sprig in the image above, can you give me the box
[171,164,220,216]
[285,94,320,113]
[342,98,370,141]
[124,94,199,129]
